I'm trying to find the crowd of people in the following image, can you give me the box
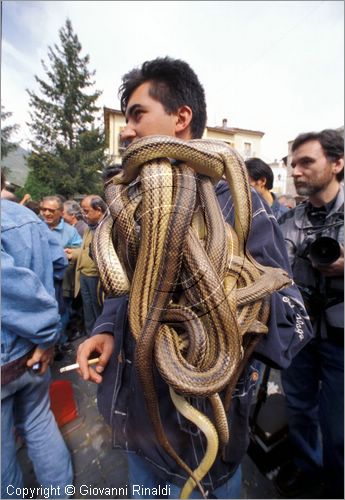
[1,56,343,500]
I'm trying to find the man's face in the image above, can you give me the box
[81,199,102,225]
[63,211,75,225]
[248,177,266,196]
[40,200,62,228]
[291,140,341,197]
[120,82,178,145]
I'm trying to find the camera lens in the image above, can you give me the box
[309,237,340,265]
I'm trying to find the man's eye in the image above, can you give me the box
[301,159,312,167]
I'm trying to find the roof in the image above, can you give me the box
[206,125,265,137]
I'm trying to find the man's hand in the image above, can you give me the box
[26,346,55,374]
[64,248,73,260]
[76,334,114,384]
[313,245,344,277]
[19,193,32,205]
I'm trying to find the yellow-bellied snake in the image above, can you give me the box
[92,135,292,498]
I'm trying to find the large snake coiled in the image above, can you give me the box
[92,135,292,498]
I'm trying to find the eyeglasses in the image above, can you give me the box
[40,207,59,214]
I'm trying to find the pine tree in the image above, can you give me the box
[25,19,105,199]
[1,106,19,160]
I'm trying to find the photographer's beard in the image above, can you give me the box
[294,170,335,198]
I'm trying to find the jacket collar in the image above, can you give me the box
[294,187,344,229]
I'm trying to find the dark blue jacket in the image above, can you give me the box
[93,181,313,490]
[271,192,289,221]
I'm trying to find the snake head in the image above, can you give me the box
[268,267,293,292]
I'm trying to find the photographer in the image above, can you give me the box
[277,129,344,498]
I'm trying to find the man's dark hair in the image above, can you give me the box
[245,157,274,190]
[25,200,40,215]
[102,164,123,182]
[292,129,344,181]
[85,195,107,214]
[119,56,207,139]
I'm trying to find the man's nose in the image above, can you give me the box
[120,124,136,147]
[292,166,302,178]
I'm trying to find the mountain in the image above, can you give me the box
[1,146,30,188]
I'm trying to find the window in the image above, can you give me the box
[118,127,126,154]
[244,142,252,158]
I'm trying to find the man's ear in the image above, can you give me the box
[333,157,344,177]
[258,177,267,188]
[175,106,193,138]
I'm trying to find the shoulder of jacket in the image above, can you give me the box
[1,200,41,231]
[278,202,307,225]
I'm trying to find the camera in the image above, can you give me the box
[308,236,341,266]
[293,236,341,319]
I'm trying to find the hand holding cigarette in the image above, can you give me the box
[60,357,100,373]
[75,334,114,384]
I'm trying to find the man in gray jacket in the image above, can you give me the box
[277,129,344,498]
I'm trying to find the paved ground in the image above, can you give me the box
[17,338,321,499]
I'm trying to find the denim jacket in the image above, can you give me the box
[93,181,313,490]
[1,200,68,365]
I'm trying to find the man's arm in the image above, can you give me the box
[77,334,114,383]
[64,247,81,262]
[76,297,123,383]
[1,250,60,348]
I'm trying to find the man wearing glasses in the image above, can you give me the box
[40,196,81,357]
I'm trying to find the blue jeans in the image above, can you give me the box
[1,368,73,498]
[57,297,73,345]
[127,453,242,499]
[281,338,344,497]
[80,274,102,336]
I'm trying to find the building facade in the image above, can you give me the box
[103,108,265,165]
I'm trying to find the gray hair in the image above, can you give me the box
[41,195,64,211]
[63,200,83,219]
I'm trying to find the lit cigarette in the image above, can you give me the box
[59,357,100,373]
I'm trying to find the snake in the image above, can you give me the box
[92,135,292,498]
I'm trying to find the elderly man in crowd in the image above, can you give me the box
[40,196,82,357]
[65,195,107,337]
[63,200,88,237]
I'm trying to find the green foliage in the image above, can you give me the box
[1,106,19,160]
[24,18,105,199]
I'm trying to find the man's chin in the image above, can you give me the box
[294,184,310,196]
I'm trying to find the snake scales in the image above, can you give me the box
[92,135,292,498]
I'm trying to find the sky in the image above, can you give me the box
[1,0,344,162]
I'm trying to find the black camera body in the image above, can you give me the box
[293,236,341,319]
[308,236,341,266]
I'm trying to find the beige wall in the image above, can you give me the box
[204,128,262,159]
[234,133,262,159]
[203,128,235,146]
[105,109,126,163]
